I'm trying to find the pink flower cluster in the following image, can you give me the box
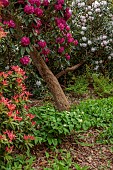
[64,7,72,20]
[54,0,64,11]
[37,40,47,48]
[24,4,34,14]
[17,0,24,4]
[55,17,67,31]
[21,36,30,46]
[3,20,16,28]
[1,0,9,7]
[34,7,43,17]
[20,56,30,65]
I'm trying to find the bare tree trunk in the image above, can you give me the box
[30,47,70,111]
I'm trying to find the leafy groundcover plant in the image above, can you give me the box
[0,66,36,169]
[29,104,83,146]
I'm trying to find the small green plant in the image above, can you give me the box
[66,75,89,97]
[92,73,113,98]
[44,150,89,170]
[0,154,35,170]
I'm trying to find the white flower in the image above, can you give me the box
[108,56,111,60]
[76,0,81,3]
[101,1,107,6]
[94,65,99,70]
[95,8,101,13]
[5,66,9,70]
[92,1,100,8]
[81,43,87,47]
[87,6,91,10]
[95,61,99,64]
[102,35,107,39]
[88,11,92,15]
[99,60,103,64]
[103,40,108,46]
[81,26,87,31]
[91,47,96,52]
[110,53,113,57]
[78,119,83,123]
[80,2,85,7]
[72,1,75,7]
[82,37,87,41]
[36,80,41,87]
[80,16,86,20]
[88,40,92,45]
[80,31,85,35]
[109,39,112,42]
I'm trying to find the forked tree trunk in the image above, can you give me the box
[30,47,70,111]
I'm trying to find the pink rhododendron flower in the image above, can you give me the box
[56,37,65,44]
[58,46,64,53]
[1,0,9,7]
[54,4,62,11]
[37,40,47,48]
[55,17,67,30]
[35,0,41,7]
[34,7,43,17]
[28,0,36,5]
[65,54,70,60]
[66,25,70,31]
[20,56,30,65]
[8,20,16,28]
[64,7,72,20]
[67,37,74,43]
[21,36,30,46]
[42,0,49,6]
[57,0,64,4]
[58,23,65,30]
[3,20,16,28]
[33,19,42,28]
[73,39,78,46]
[42,48,50,55]
[24,4,34,14]
[45,57,49,62]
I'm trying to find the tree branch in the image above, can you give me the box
[56,62,84,79]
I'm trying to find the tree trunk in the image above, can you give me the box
[30,48,70,111]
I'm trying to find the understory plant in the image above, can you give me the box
[66,68,113,98]
[29,104,83,146]
[0,65,36,168]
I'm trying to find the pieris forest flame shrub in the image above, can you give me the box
[0,66,36,163]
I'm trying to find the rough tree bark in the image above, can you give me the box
[30,47,70,111]
[56,62,84,79]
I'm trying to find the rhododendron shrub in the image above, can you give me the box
[0,66,36,161]
[0,0,78,74]
[71,0,113,76]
